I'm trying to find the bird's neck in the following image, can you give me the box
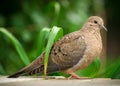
[80,26,102,41]
[81,26,100,34]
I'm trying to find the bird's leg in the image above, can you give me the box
[68,72,80,79]
[68,72,91,79]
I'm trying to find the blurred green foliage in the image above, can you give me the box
[0,0,120,79]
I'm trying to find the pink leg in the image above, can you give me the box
[68,72,90,79]
[69,72,80,79]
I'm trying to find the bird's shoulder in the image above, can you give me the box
[56,30,84,45]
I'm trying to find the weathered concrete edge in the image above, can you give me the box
[0,78,120,86]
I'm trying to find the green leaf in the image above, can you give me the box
[103,56,120,78]
[0,63,6,75]
[0,28,30,65]
[44,26,63,76]
[36,27,50,56]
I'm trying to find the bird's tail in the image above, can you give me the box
[8,53,45,78]
[8,69,27,78]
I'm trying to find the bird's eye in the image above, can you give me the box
[94,20,97,24]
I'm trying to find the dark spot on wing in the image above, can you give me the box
[58,47,61,52]
[54,52,57,55]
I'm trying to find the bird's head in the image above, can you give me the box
[85,16,107,31]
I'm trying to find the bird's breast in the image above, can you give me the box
[85,32,102,56]
[80,32,102,67]
[65,32,102,73]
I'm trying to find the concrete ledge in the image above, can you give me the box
[0,76,120,86]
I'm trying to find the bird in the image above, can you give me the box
[8,16,107,79]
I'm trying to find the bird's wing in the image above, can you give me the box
[48,31,87,71]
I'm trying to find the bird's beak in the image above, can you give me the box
[101,25,107,31]
[99,24,107,31]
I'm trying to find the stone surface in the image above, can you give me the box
[0,76,120,86]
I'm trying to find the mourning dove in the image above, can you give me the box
[8,16,107,78]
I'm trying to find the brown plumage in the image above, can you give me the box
[8,16,107,78]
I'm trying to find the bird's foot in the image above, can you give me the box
[68,72,80,79]
[68,72,90,79]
